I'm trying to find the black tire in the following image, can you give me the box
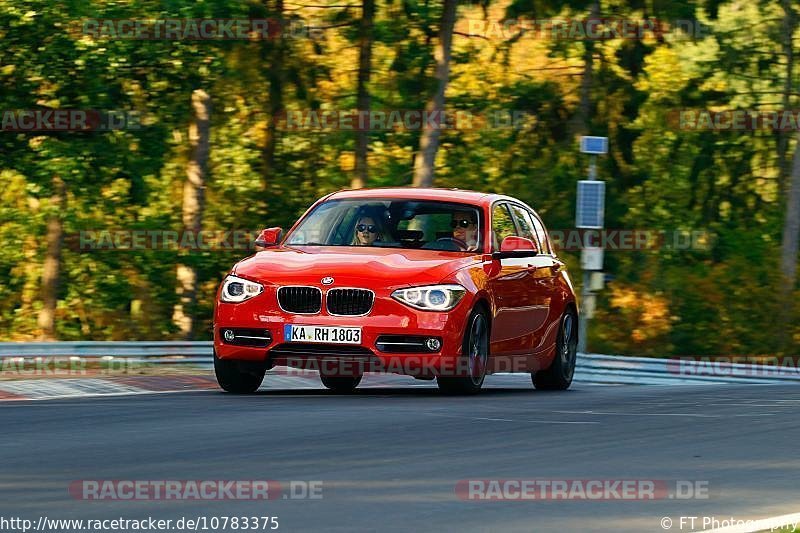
[533,309,577,390]
[214,350,266,393]
[437,308,490,395]
[320,373,362,393]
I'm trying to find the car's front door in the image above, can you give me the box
[486,202,539,369]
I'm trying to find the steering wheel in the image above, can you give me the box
[428,237,468,251]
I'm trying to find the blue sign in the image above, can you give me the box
[580,136,608,155]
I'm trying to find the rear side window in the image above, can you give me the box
[491,203,517,250]
[529,212,551,254]
[508,204,539,247]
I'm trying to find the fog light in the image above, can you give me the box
[426,338,441,351]
[223,329,235,342]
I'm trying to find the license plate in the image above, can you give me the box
[284,325,362,345]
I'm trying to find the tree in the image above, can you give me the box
[352,0,376,189]
[412,0,458,187]
[37,176,65,340]
[779,0,799,330]
[263,0,287,199]
[173,89,211,339]
[781,135,800,300]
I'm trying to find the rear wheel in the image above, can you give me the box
[437,309,489,395]
[320,373,362,393]
[532,310,577,390]
[214,350,266,393]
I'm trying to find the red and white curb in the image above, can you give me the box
[0,371,462,401]
[0,375,218,401]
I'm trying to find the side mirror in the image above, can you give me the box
[493,236,538,259]
[255,227,283,250]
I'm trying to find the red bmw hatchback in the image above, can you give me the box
[213,188,578,394]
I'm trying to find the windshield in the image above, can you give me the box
[284,199,483,253]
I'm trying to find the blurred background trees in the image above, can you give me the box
[0,0,798,355]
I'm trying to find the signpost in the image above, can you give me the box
[576,136,608,354]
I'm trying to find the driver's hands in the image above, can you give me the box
[451,237,468,249]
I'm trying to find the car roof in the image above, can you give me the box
[327,187,497,206]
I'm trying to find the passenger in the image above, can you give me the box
[352,216,381,246]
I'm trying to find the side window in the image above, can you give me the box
[491,203,517,250]
[508,204,539,247]
[529,212,551,254]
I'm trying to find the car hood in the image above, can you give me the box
[233,246,481,288]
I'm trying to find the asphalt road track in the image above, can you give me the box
[1,378,799,532]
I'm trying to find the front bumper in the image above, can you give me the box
[213,289,472,377]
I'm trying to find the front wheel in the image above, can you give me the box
[437,309,489,394]
[532,310,577,390]
[214,350,266,393]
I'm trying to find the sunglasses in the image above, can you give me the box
[451,219,477,229]
[356,224,377,233]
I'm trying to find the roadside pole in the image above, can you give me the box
[576,136,607,354]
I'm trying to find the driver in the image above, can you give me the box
[451,211,479,251]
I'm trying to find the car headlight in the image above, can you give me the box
[391,284,466,311]
[220,275,264,303]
